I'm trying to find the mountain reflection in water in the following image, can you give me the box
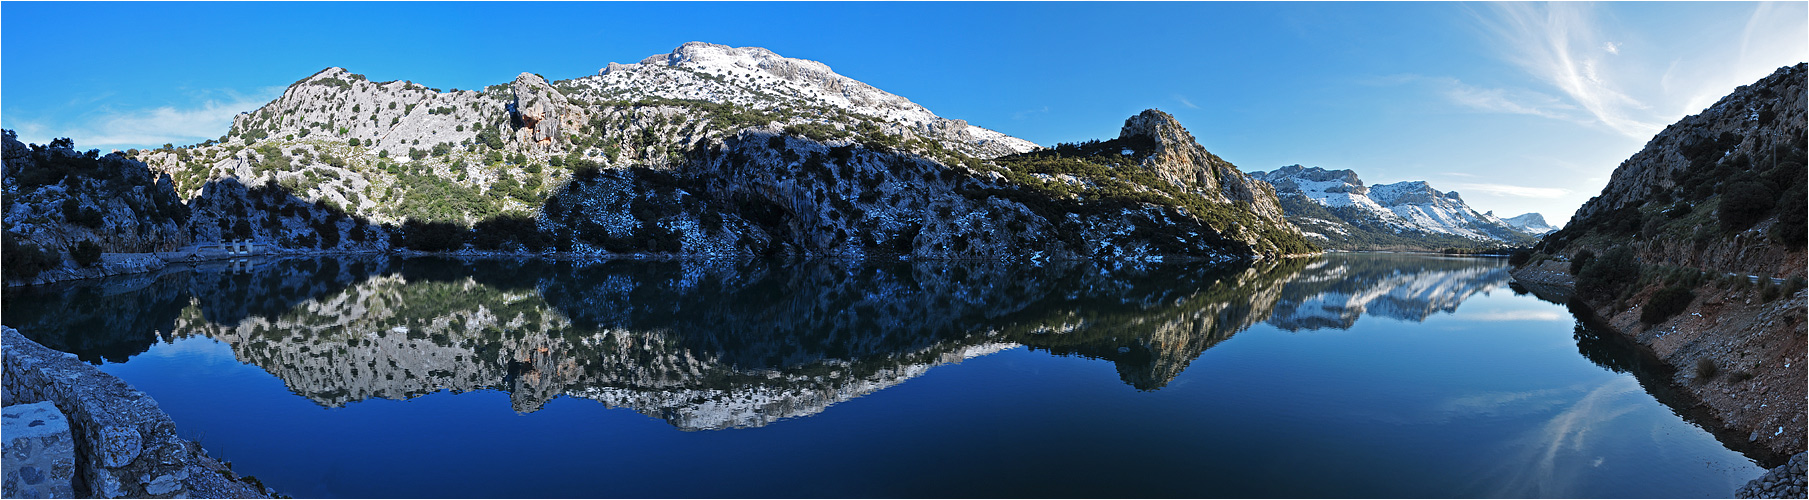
[5,253,1512,430]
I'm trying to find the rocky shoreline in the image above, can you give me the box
[1738,452,1807,499]
[1510,262,1806,479]
[2,327,274,498]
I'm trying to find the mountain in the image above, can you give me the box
[1516,63,1806,461]
[2,42,1318,286]
[1266,253,1510,331]
[1536,63,1806,277]
[1249,165,1538,250]
[1500,212,1557,234]
[6,255,1307,428]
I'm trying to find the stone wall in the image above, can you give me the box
[1,327,268,498]
[3,401,76,498]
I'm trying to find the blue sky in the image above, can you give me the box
[3,2,1804,224]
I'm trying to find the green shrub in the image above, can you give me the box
[1695,357,1719,380]
[71,240,103,267]
[1577,246,1638,300]
[1760,277,1783,302]
[1770,183,1805,247]
[2,235,61,280]
[61,198,104,228]
[1640,284,1694,324]
[1508,249,1532,267]
[471,213,547,251]
[1570,249,1595,275]
[401,219,468,252]
[1719,181,1775,231]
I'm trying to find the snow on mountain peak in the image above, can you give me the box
[589,42,1037,157]
[1254,165,1539,245]
[1502,213,1558,234]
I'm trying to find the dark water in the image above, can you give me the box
[2,253,1764,498]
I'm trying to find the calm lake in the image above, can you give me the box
[3,253,1765,498]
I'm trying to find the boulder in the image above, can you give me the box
[2,402,76,498]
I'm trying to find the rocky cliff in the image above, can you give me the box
[1250,164,1540,250]
[1537,63,1806,278]
[2,42,1318,271]
[1515,62,1807,461]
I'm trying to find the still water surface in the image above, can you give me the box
[3,253,1763,498]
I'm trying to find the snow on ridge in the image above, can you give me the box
[585,42,1038,156]
[1257,165,1530,242]
[1502,212,1558,234]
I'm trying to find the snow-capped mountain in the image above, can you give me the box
[1266,253,1510,331]
[1250,165,1538,249]
[1500,212,1558,234]
[571,42,1039,158]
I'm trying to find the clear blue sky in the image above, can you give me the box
[4,2,1804,224]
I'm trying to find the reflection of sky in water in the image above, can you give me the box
[1489,377,1644,497]
[1,254,1769,498]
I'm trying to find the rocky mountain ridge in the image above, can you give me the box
[1249,164,1539,250]
[3,42,1317,286]
[1500,212,1557,234]
[1537,62,1806,279]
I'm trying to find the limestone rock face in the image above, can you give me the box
[508,72,579,148]
[1571,63,1807,223]
[2,131,190,270]
[1119,109,1292,226]
[2,402,76,499]
[1540,62,1806,278]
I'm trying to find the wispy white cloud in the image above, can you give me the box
[1437,78,1581,122]
[1174,95,1201,109]
[1456,182,1573,199]
[1469,2,1807,140]
[1485,378,1641,497]
[1462,309,1566,322]
[1011,105,1051,120]
[14,88,278,149]
[1473,3,1664,139]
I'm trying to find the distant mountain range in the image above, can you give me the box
[1250,165,1545,250]
[1499,212,1557,234]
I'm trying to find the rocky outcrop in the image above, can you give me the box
[2,132,190,255]
[1538,63,1806,279]
[1,327,269,498]
[508,72,583,148]
[1737,452,1806,498]
[533,109,1312,262]
[1120,110,1288,223]
[1568,64,1806,224]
